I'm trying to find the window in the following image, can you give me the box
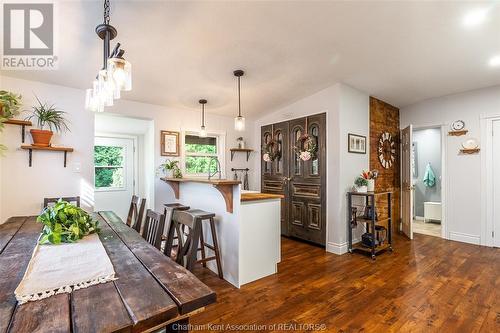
[183,133,223,176]
[94,145,125,188]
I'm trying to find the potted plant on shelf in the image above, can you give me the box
[354,176,369,193]
[361,169,379,192]
[0,90,22,154]
[158,159,180,178]
[0,90,22,120]
[26,96,69,147]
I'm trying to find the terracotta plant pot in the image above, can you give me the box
[30,129,53,147]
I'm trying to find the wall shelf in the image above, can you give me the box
[3,119,32,143]
[20,145,74,167]
[448,130,468,137]
[460,148,480,155]
[230,148,253,161]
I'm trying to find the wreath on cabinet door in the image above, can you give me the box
[378,131,396,169]
[262,139,280,162]
[262,125,281,162]
[294,134,317,161]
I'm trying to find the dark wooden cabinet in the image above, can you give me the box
[261,113,326,246]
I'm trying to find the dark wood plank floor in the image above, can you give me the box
[191,234,500,332]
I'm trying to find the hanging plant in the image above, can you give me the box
[262,139,280,162]
[294,133,317,161]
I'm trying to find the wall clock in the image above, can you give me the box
[451,120,465,131]
[378,132,396,169]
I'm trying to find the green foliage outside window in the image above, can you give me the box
[184,139,218,174]
[94,146,124,188]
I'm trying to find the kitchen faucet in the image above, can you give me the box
[208,157,222,180]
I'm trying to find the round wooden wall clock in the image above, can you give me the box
[378,132,396,169]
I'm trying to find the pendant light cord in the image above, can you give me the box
[238,76,242,118]
[202,103,205,127]
[104,0,110,24]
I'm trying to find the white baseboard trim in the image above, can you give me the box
[414,216,424,221]
[449,232,480,245]
[326,238,359,255]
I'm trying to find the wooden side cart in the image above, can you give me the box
[347,191,393,259]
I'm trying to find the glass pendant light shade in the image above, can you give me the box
[108,57,132,91]
[200,126,207,138]
[234,116,245,131]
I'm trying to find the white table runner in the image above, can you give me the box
[15,233,117,304]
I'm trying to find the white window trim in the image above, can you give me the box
[181,129,226,178]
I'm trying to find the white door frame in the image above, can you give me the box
[406,124,447,239]
[95,133,138,195]
[480,114,500,247]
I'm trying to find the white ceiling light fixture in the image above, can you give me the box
[234,69,245,132]
[489,55,500,67]
[463,8,489,28]
[85,0,131,113]
[199,99,208,137]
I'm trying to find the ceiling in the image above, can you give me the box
[3,1,500,118]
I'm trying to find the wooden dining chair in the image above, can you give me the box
[126,195,146,233]
[141,209,166,250]
[164,210,202,271]
[43,196,80,208]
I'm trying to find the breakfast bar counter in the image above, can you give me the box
[161,178,282,287]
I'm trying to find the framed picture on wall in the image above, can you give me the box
[348,133,366,154]
[161,131,180,156]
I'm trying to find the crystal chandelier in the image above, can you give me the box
[85,0,131,112]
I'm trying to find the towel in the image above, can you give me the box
[423,163,436,187]
[15,233,117,304]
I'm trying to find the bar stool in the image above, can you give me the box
[189,209,223,279]
[163,203,190,258]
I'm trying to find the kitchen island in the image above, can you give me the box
[162,178,282,287]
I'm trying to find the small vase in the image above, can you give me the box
[165,169,174,179]
[357,185,368,193]
[367,179,375,192]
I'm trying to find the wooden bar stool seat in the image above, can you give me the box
[188,209,223,279]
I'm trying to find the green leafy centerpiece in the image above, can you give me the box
[37,200,99,244]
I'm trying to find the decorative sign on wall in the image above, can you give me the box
[348,133,367,154]
[378,131,396,169]
[160,131,180,156]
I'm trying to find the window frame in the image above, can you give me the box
[181,130,226,178]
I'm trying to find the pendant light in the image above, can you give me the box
[234,70,245,131]
[199,99,208,137]
[85,0,131,112]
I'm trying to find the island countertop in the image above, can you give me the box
[241,193,284,202]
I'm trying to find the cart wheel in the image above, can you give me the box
[371,254,376,260]
[389,246,393,252]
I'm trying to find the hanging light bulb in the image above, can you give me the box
[108,56,131,91]
[234,70,245,131]
[199,99,208,137]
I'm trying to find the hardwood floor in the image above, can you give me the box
[413,219,441,238]
[191,234,499,332]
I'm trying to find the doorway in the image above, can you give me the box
[493,120,500,247]
[411,127,442,238]
[261,113,326,246]
[94,136,137,220]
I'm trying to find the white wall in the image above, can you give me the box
[0,76,257,222]
[401,85,500,246]
[254,83,369,254]
[1,77,95,222]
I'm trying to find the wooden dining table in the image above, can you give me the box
[0,211,216,333]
